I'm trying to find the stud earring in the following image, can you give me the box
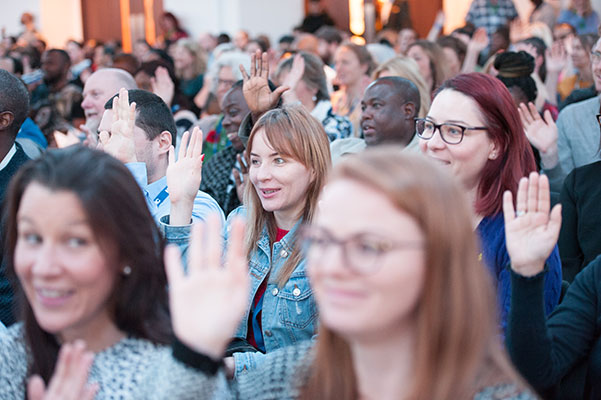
[123,266,132,276]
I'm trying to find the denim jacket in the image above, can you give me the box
[226,207,318,376]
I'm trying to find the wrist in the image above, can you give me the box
[511,261,545,277]
[540,146,559,169]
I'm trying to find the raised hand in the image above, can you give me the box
[546,40,568,73]
[151,66,175,107]
[233,153,248,204]
[518,102,558,154]
[80,124,98,148]
[164,214,250,359]
[469,27,489,54]
[98,88,137,163]
[167,127,204,225]
[27,340,98,400]
[503,172,562,277]
[240,49,288,118]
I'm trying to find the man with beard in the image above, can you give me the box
[30,49,84,136]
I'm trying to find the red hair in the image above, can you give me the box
[436,73,536,216]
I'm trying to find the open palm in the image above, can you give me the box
[164,214,249,359]
[240,49,288,115]
[518,102,557,154]
[503,173,562,277]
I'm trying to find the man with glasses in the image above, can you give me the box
[544,37,601,193]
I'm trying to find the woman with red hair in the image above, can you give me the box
[417,72,562,331]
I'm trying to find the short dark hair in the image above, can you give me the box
[45,48,71,67]
[519,37,547,82]
[217,33,231,44]
[495,51,538,103]
[373,76,420,118]
[0,69,30,137]
[104,89,176,145]
[315,26,343,44]
[5,146,171,382]
[279,35,295,45]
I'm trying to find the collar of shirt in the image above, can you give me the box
[0,144,17,172]
[147,175,168,206]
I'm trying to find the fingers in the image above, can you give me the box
[179,130,190,160]
[239,64,250,81]
[111,96,119,124]
[250,50,257,77]
[168,145,176,166]
[543,109,554,126]
[233,168,242,186]
[27,375,45,400]
[126,102,136,137]
[515,176,528,215]
[526,171,539,214]
[192,127,204,159]
[165,244,185,283]
[237,153,248,174]
[527,102,539,121]
[98,130,110,146]
[503,190,516,226]
[260,51,269,79]
[548,204,563,240]
[150,76,157,92]
[273,85,290,100]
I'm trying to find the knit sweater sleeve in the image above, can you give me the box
[138,341,313,400]
[0,324,28,399]
[506,256,601,391]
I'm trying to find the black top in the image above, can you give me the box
[507,256,601,399]
[558,160,601,283]
[0,143,31,325]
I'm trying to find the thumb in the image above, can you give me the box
[27,375,46,400]
[233,168,241,185]
[273,86,289,99]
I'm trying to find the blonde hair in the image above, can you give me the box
[408,40,452,93]
[373,56,431,117]
[301,148,526,399]
[244,106,331,286]
[173,38,207,78]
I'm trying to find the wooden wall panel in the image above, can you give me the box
[81,0,122,42]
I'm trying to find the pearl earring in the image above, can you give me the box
[123,266,132,276]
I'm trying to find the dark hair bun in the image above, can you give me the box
[494,51,535,78]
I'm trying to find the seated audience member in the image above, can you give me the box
[315,25,342,67]
[465,0,518,37]
[557,34,597,102]
[275,51,352,141]
[397,28,417,55]
[529,0,557,30]
[505,172,601,399]
[418,73,562,332]
[157,11,188,48]
[65,39,91,84]
[97,89,223,225]
[331,43,375,136]
[111,53,140,77]
[373,56,431,118]
[527,36,601,192]
[0,70,32,325]
[0,144,192,398]
[137,148,537,399]
[407,40,451,95]
[171,39,207,101]
[199,81,249,216]
[437,35,468,78]
[81,68,137,136]
[557,0,600,35]
[196,51,251,161]
[30,49,84,136]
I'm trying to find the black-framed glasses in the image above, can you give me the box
[300,226,423,275]
[415,118,488,145]
[596,114,601,126]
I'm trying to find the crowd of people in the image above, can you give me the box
[0,0,601,398]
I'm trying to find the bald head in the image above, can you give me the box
[360,77,421,147]
[82,68,137,131]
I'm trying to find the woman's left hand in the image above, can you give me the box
[503,172,562,277]
[27,341,98,400]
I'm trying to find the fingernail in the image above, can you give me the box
[201,154,205,161]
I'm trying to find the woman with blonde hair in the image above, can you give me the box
[407,40,451,94]
[171,38,207,101]
[144,147,536,399]
[372,56,431,118]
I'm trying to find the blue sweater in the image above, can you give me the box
[477,213,562,332]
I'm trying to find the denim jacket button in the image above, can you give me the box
[272,288,279,296]
[280,249,288,258]
[264,330,273,337]
[293,287,301,297]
